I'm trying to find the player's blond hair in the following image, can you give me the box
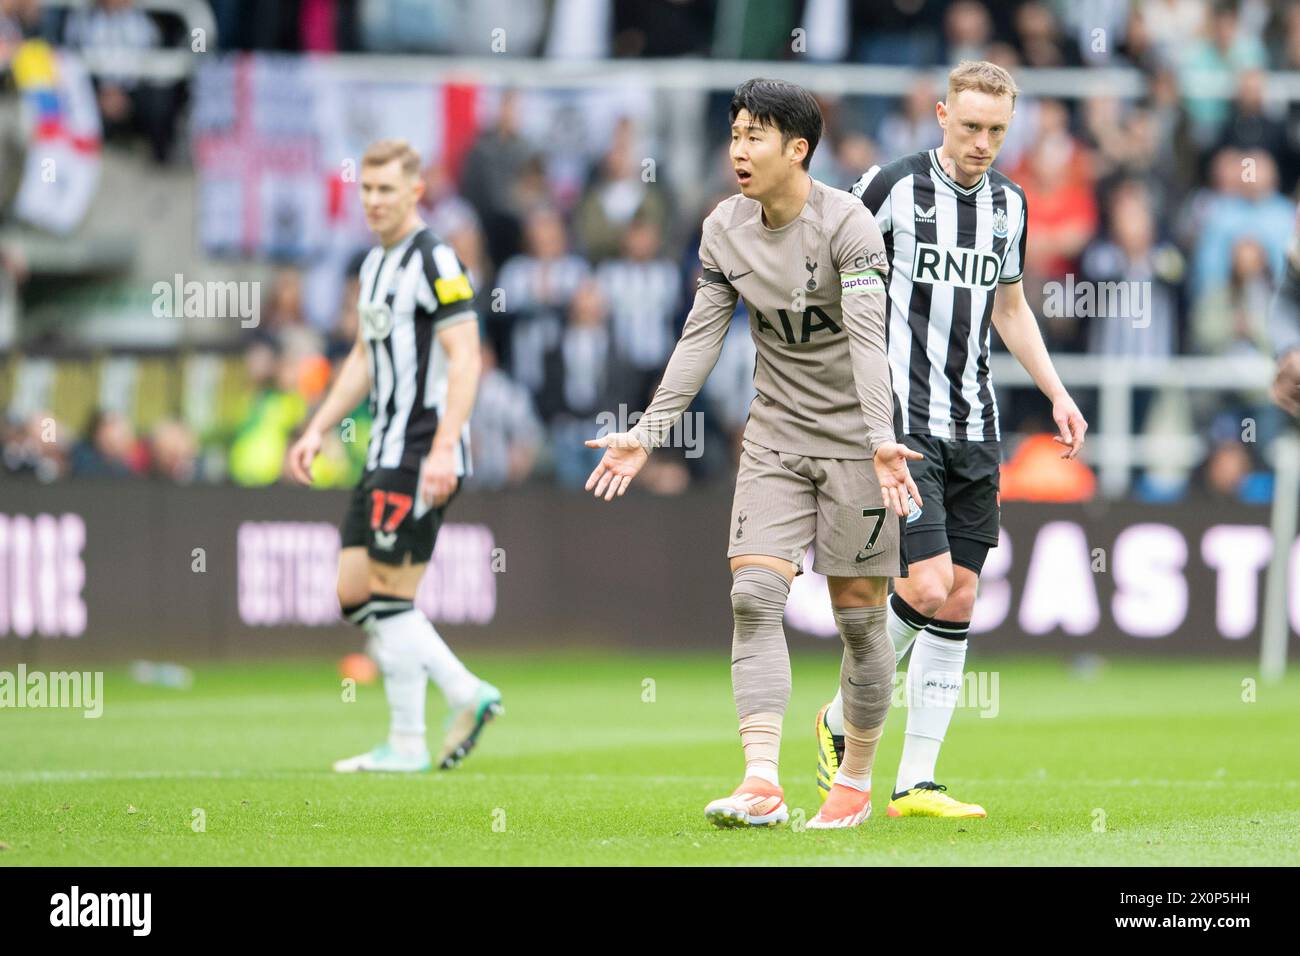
[946,60,1019,107]
[361,139,422,178]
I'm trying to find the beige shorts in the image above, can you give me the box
[727,439,907,578]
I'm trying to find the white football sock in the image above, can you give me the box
[888,593,928,663]
[370,608,481,750]
[388,732,427,756]
[825,691,845,736]
[896,629,968,794]
[366,613,430,748]
[392,608,481,709]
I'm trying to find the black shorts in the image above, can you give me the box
[902,434,1001,569]
[340,467,457,566]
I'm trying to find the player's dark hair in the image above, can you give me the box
[729,78,822,170]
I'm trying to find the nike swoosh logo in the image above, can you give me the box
[854,549,883,563]
[727,269,754,281]
[846,677,872,687]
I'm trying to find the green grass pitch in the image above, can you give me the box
[1,652,1297,866]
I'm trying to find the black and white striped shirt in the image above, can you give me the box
[356,226,477,475]
[595,257,682,371]
[852,149,1028,442]
[495,253,591,316]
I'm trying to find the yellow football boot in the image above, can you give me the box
[814,703,844,801]
[887,781,986,818]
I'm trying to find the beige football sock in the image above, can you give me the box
[835,604,894,729]
[738,712,783,786]
[838,720,884,786]
[730,566,792,718]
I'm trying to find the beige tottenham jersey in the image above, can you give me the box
[633,177,894,460]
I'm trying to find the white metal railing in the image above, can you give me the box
[994,350,1294,678]
[317,58,1300,101]
[989,353,1278,497]
[322,57,1148,98]
[1262,430,1298,681]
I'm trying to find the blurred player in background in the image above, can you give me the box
[287,139,502,773]
[585,79,922,829]
[817,61,1088,818]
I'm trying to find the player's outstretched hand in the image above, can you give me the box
[584,432,649,502]
[1052,393,1089,460]
[285,428,322,485]
[872,441,923,516]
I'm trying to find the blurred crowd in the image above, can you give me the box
[1,0,187,162]
[9,0,1297,71]
[4,0,1300,504]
